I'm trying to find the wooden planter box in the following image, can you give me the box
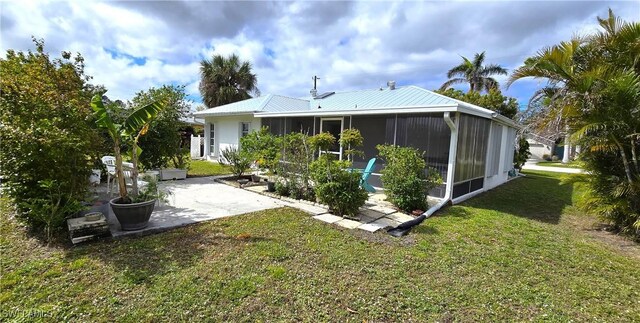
[159,168,187,181]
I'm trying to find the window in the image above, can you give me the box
[240,122,251,137]
[209,123,215,156]
[487,124,503,176]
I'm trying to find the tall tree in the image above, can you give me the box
[507,9,640,236]
[199,54,259,108]
[440,51,508,93]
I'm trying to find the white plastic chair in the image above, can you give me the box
[101,156,117,195]
[101,156,148,196]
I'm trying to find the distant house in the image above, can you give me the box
[194,83,520,203]
[526,133,556,160]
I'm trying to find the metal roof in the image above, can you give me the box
[192,85,519,128]
[307,86,457,111]
[193,94,309,116]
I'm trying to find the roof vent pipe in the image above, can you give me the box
[387,80,396,90]
[310,88,318,98]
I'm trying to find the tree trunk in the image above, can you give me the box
[631,138,639,174]
[613,136,635,186]
[562,124,571,164]
[114,141,128,200]
[131,140,139,196]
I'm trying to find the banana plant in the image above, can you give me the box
[91,94,166,203]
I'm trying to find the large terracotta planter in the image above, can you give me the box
[109,198,156,231]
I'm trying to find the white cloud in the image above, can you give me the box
[1,0,638,106]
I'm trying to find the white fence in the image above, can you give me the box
[190,135,204,159]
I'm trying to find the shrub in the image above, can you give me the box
[274,180,290,197]
[542,154,551,161]
[377,144,442,212]
[0,38,99,237]
[134,85,191,170]
[339,128,364,161]
[310,155,368,217]
[240,127,281,175]
[221,146,251,178]
[279,132,315,200]
[308,132,335,152]
[513,136,531,170]
[551,155,559,162]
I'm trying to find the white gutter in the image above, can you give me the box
[424,111,458,216]
[388,111,458,235]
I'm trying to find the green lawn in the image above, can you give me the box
[536,160,583,169]
[1,171,638,321]
[187,160,232,177]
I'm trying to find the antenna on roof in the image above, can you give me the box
[311,75,320,98]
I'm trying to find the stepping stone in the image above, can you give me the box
[358,222,387,233]
[244,186,266,193]
[335,218,362,229]
[366,204,397,215]
[371,217,401,229]
[292,203,330,215]
[313,213,343,224]
[386,212,415,223]
[358,208,386,223]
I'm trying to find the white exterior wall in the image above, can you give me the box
[204,115,261,161]
[484,122,516,190]
[527,139,553,160]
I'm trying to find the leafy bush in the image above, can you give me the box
[274,180,290,197]
[0,38,99,236]
[339,128,365,161]
[308,132,335,152]
[542,154,551,161]
[134,85,191,170]
[279,132,315,200]
[513,136,531,170]
[551,155,559,162]
[240,127,281,175]
[132,175,169,204]
[310,154,368,217]
[377,144,442,212]
[221,146,251,178]
[22,180,84,242]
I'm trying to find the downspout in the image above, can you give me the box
[388,111,458,236]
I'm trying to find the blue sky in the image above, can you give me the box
[1,0,638,110]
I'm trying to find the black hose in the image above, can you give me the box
[387,213,428,237]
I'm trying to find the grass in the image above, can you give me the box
[1,171,639,321]
[187,160,231,177]
[536,160,583,169]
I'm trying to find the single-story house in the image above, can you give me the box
[194,83,520,204]
[526,133,555,160]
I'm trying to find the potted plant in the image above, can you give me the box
[159,149,189,180]
[91,94,166,230]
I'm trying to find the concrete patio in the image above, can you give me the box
[89,176,286,238]
[84,175,422,240]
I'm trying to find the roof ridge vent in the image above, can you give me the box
[387,80,396,90]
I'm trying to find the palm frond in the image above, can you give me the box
[90,94,118,139]
[124,100,166,136]
[439,78,468,91]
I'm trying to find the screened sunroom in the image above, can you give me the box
[194,85,519,203]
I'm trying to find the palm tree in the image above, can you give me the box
[199,54,259,108]
[507,9,640,233]
[440,51,508,92]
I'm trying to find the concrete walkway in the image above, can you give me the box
[244,185,417,233]
[521,160,584,174]
[97,177,285,238]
